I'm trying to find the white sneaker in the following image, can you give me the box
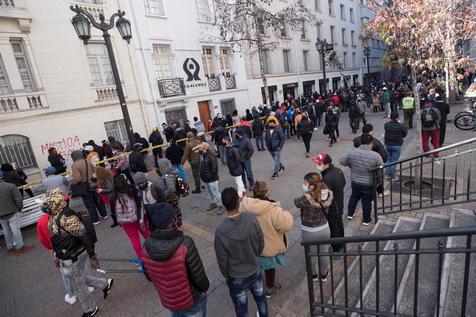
[314,127,319,131]
[378,190,390,197]
[88,287,94,293]
[93,221,101,225]
[64,294,77,305]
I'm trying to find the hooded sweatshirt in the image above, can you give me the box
[214,212,264,279]
[156,158,178,199]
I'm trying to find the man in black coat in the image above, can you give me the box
[251,115,265,151]
[129,143,147,174]
[313,153,346,253]
[162,123,175,143]
[233,130,255,189]
[433,94,450,146]
[149,128,164,167]
[197,143,224,214]
[353,124,388,163]
[223,136,245,195]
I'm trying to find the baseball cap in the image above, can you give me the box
[312,153,332,165]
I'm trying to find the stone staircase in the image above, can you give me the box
[298,208,476,317]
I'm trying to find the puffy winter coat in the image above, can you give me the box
[142,229,209,311]
[225,145,243,176]
[233,136,254,161]
[200,151,219,183]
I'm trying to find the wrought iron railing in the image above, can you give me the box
[208,76,221,92]
[302,226,476,317]
[157,78,186,98]
[225,74,236,90]
[0,0,15,7]
[371,137,476,221]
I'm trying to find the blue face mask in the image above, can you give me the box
[302,184,309,193]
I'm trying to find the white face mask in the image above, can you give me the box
[321,189,329,201]
[302,184,309,193]
[316,164,323,172]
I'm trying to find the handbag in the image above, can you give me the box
[71,159,90,198]
[323,125,329,135]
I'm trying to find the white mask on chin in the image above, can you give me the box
[321,189,329,201]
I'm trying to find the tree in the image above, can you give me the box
[213,0,316,105]
[327,51,351,88]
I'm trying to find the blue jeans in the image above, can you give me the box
[348,182,374,223]
[228,271,268,317]
[0,212,23,249]
[270,151,283,175]
[254,134,265,151]
[82,191,107,223]
[241,159,254,187]
[217,144,226,164]
[172,163,187,182]
[204,181,221,206]
[170,294,207,317]
[385,144,402,177]
[282,125,290,139]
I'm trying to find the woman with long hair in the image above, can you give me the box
[95,166,119,228]
[294,172,334,282]
[112,175,149,259]
[297,112,315,157]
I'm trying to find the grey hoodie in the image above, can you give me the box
[156,158,177,199]
[0,178,23,219]
[214,212,264,279]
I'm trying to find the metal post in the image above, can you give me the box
[366,54,370,87]
[321,48,327,94]
[103,32,134,146]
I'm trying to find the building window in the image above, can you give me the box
[341,28,347,45]
[328,0,334,16]
[283,50,290,73]
[301,21,306,39]
[152,44,173,79]
[303,50,309,71]
[144,0,165,16]
[10,39,35,92]
[0,55,12,95]
[104,120,128,145]
[202,47,215,77]
[351,30,355,46]
[165,108,187,127]
[343,52,347,68]
[86,43,114,86]
[219,48,232,74]
[315,0,320,10]
[0,134,37,169]
[352,52,356,68]
[316,23,321,40]
[350,8,355,23]
[261,50,270,74]
[196,0,213,22]
[340,4,345,20]
[220,98,236,115]
[330,25,335,43]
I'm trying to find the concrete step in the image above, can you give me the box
[396,214,451,317]
[355,217,421,316]
[440,208,476,317]
[327,220,396,314]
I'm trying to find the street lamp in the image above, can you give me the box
[363,46,371,87]
[70,5,135,146]
[315,38,334,94]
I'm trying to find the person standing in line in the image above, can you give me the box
[384,112,408,179]
[325,107,338,147]
[156,158,183,227]
[95,166,119,228]
[265,120,285,178]
[197,142,225,215]
[149,128,164,168]
[381,87,391,119]
[313,154,346,254]
[45,189,113,317]
[297,112,315,158]
[42,166,70,193]
[214,187,268,317]
[420,99,442,157]
[356,95,368,125]
[0,175,33,254]
[48,147,67,175]
[294,172,333,281]
[252,114,266,151]
[332,103,341,141]
[401,92,415,129]
[433,94,450,146]
[181,132,203,194]
[339,134,384,225]
[128,143,148,175]
[1,163,34,198]
[234,130,255,190]
[240,181,294,299]
[193,116,206,134]
[212,115,228,165]
[110,145,134,185]
[232,109,242,127]
[165,138,187,182]
[353,124,388,163]
[293,110,303,140]
[223,136,246,196]
[142,202,209,317]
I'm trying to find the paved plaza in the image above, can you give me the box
[0,105,472,317]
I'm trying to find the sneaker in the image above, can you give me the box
[378,190,390,197]
[131,259,142,266]
[265,283,282,299]
[312,274,319,282]
[192,189,202,194]
[13,245,34,255]
[314,127,319,131]
[82,306,99,317]
[101,216,108,220]
[206,203,218,211]
[321,271,329,282]
[347,215,353,220]
[88,287,94,293]
[216,206,225,215]
[305,152,310,158]
[103,278,114,299]
[93,221,101,225]
[64,294,77,305]
[362,220,372,226]
[272,173,279,178]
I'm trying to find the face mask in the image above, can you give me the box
[321,189,329,201]
[112,150,118,155]
[302,184,309,193]
[316,164,323,172]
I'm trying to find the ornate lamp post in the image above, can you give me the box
[70,5,134,146]
[315,38,334,94]
[363,46,371,87]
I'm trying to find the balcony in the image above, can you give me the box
[0,0,31,32]
[0,91,48,113]
[207,76,221,92]
[158,78,186,98]
[224,74,236,90]
[0,0,15,7]
[95,86,118,101]
[71,1,106,20]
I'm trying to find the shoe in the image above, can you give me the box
[110,222,120,228]
[279,166,285,172]
[201,185,205,189]
[82,306,99,317]
[93,221,101,225]
[362,220,372,226]
[131,258,142,266]
[329,143,333,147]
[216,206,225,215]
[305,152,310,158]
[14,245,34,255]
[337,138,340,142]
[64,294,77,305]
[103,278,114,299]
[314,127,319,131]
[206,203,218,211]
[192,189,202,194]
[312,274,319,282]
[378,190,390,197]
[347,215,353,220]
[102,216,108,220]
[321,271,329,282]
[88,287,94,293]
[264,283,282,299]
[272,173,279,178]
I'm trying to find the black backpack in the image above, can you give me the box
[421,107,437,128]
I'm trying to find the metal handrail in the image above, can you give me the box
[371,136,476,171]
[301,226,476,246]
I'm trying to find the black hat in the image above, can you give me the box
[149,202,176,229]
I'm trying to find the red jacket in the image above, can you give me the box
[37,214,52,250]
[331,95,341,106]
[142,229,209,311]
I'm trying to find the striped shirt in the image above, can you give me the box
[339,146,384,186]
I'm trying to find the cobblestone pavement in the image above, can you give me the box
[1,105,473,317]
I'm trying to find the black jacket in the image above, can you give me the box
[149,132,164,146]
[2,170,26,187]
[354,135,388,163]
[384,120,408,146]
[298,118,315,136]
[212,121,227,145]
[321,165,346,215]
[48,154,67,174]
[225,145,243,176]
[252,119,265,136]
[233,137,254,161]
[165,144,184,165]
[164,127,175,142]
[200,151,219,183]
[325,112,338,127]
[129,150,147,173]
[434,101,450,124]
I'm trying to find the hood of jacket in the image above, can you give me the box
[304,189,334,209]
[71,150,83,162]
[240,197,279,217]
[216,212,256,241]
[157,158,175,175]
[144,229,184,261]
[44,188,68,216]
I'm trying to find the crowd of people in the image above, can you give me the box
[0,77,453,317]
